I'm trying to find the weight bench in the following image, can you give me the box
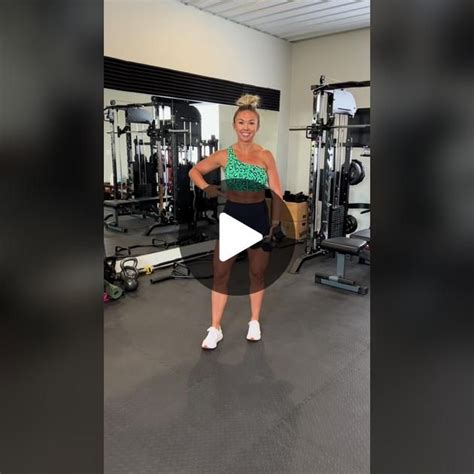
[104,197,160,233]
[315,237,369,295]
[350,228,370,265]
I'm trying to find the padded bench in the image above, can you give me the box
[350,228,370,264]
[104,197,160,233]
[315,236,369,295]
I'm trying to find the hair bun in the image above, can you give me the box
[236,94,260,108]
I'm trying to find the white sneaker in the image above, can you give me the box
[246,320,261,341]
[202,327,223,350]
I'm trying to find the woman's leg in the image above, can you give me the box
[247,247,270,321]
[211,240,236,329]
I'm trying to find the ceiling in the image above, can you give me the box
[178,0,370,42]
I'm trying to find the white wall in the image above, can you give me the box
[104,88,153,184]
[104,3,370,227]
[193,103,219,144]
[287,28,370,228]
[104,0,291,187]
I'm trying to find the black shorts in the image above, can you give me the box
[222,200,271,249]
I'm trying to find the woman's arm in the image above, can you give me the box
[189,150,225,197]
[263,150,283,224]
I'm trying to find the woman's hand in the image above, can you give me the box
[204,184,226,199]
[268,221,280,240]
[269,221,285,242]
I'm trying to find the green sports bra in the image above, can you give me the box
[224,146,268,192]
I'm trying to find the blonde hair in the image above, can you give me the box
[233,94,261,125]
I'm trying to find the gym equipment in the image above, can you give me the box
[120,257,139,292]
[348,159,365,185]
[314,237,368,295]
[261,223,285,252]
[149,260,214,285]
[104,280,124,300]
[104,97,216,233]
[150,262,194,284]
[127,107,153,124]
[345,214,358,234]
[103,197,162,233]
[104,256,118,283]
[144,265,154,275]
[114,239,167,257]
[348,203,370,212]
[193,135,220,225]
[350,228,371,265]
[104,104,119,200]
[147,247,250,286]
[288,76,370,274]
[348,108,370,148]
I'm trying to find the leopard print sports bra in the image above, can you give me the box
[224,146,268,192]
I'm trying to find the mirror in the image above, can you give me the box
[103,87,280,259]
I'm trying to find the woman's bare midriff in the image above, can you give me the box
[226,190,266,203]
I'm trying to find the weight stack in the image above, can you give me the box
[329,205,345,238]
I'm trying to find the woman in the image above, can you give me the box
[189,95,283,349]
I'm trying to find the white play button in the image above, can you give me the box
[219,212,263,262]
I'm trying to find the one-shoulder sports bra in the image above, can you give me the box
[224,146,268,192]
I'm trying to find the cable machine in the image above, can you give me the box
[288,76,370,273]
[104,97,217,234]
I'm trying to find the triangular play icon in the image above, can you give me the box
[219,212,263,262]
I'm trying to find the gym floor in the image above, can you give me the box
[103,213,219,257]
[104,248,370,473]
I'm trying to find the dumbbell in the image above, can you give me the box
[261,223,285,252]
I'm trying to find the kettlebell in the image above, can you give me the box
[120,257,139,292]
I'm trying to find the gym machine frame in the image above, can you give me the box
[104,100,166,232]
[104,97,210,233]
[289,76,370,274]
